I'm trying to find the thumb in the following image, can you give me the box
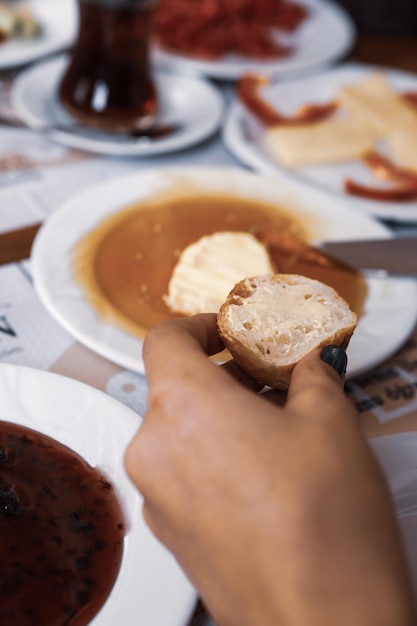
[287,345,359,422]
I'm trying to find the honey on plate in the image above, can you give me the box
[73,189,367,339]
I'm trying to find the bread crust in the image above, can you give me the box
[217,274,357,390]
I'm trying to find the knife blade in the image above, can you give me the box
[319,236,417,277]
[0,223,416,277]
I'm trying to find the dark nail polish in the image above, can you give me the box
[320,345,347,378]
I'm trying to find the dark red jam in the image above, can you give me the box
[0,421,126,625]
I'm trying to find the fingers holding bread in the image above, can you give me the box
[217,274,357,390]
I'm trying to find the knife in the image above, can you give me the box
[320,236,417,277]
[0,223,416,276]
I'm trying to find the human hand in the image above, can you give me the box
[125,314,416,626]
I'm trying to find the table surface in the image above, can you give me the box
[2,31,417,626]
[352,35,417,74]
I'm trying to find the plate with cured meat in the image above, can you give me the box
[152,0,355,81]
[223,63,417,222]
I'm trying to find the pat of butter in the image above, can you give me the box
[263,117,376,168]
[164,232,273,315]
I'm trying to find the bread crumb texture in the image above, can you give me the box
[218,274,357,389]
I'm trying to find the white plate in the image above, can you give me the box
[152,0,355,81]
[223,63,417,223]
[0,0,76,70]
[0,362,196,625]
[10,55,224,156]
[31,166,417,376]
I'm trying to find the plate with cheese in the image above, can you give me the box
[223,63,417,222]
[31,166,417,377]
[0,0,76,69]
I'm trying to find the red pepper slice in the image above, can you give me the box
[344,178,417,202]
[361,150,417,184]
[345,150,417,202]
[237,73,338,128]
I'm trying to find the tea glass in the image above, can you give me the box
[59,0,159,132]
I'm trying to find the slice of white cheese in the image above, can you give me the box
[338,72,417,136]
[387,124,417,172]
[164,232,273,315]
[263,117,376,168]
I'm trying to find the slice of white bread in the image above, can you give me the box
[217,273,357,390]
